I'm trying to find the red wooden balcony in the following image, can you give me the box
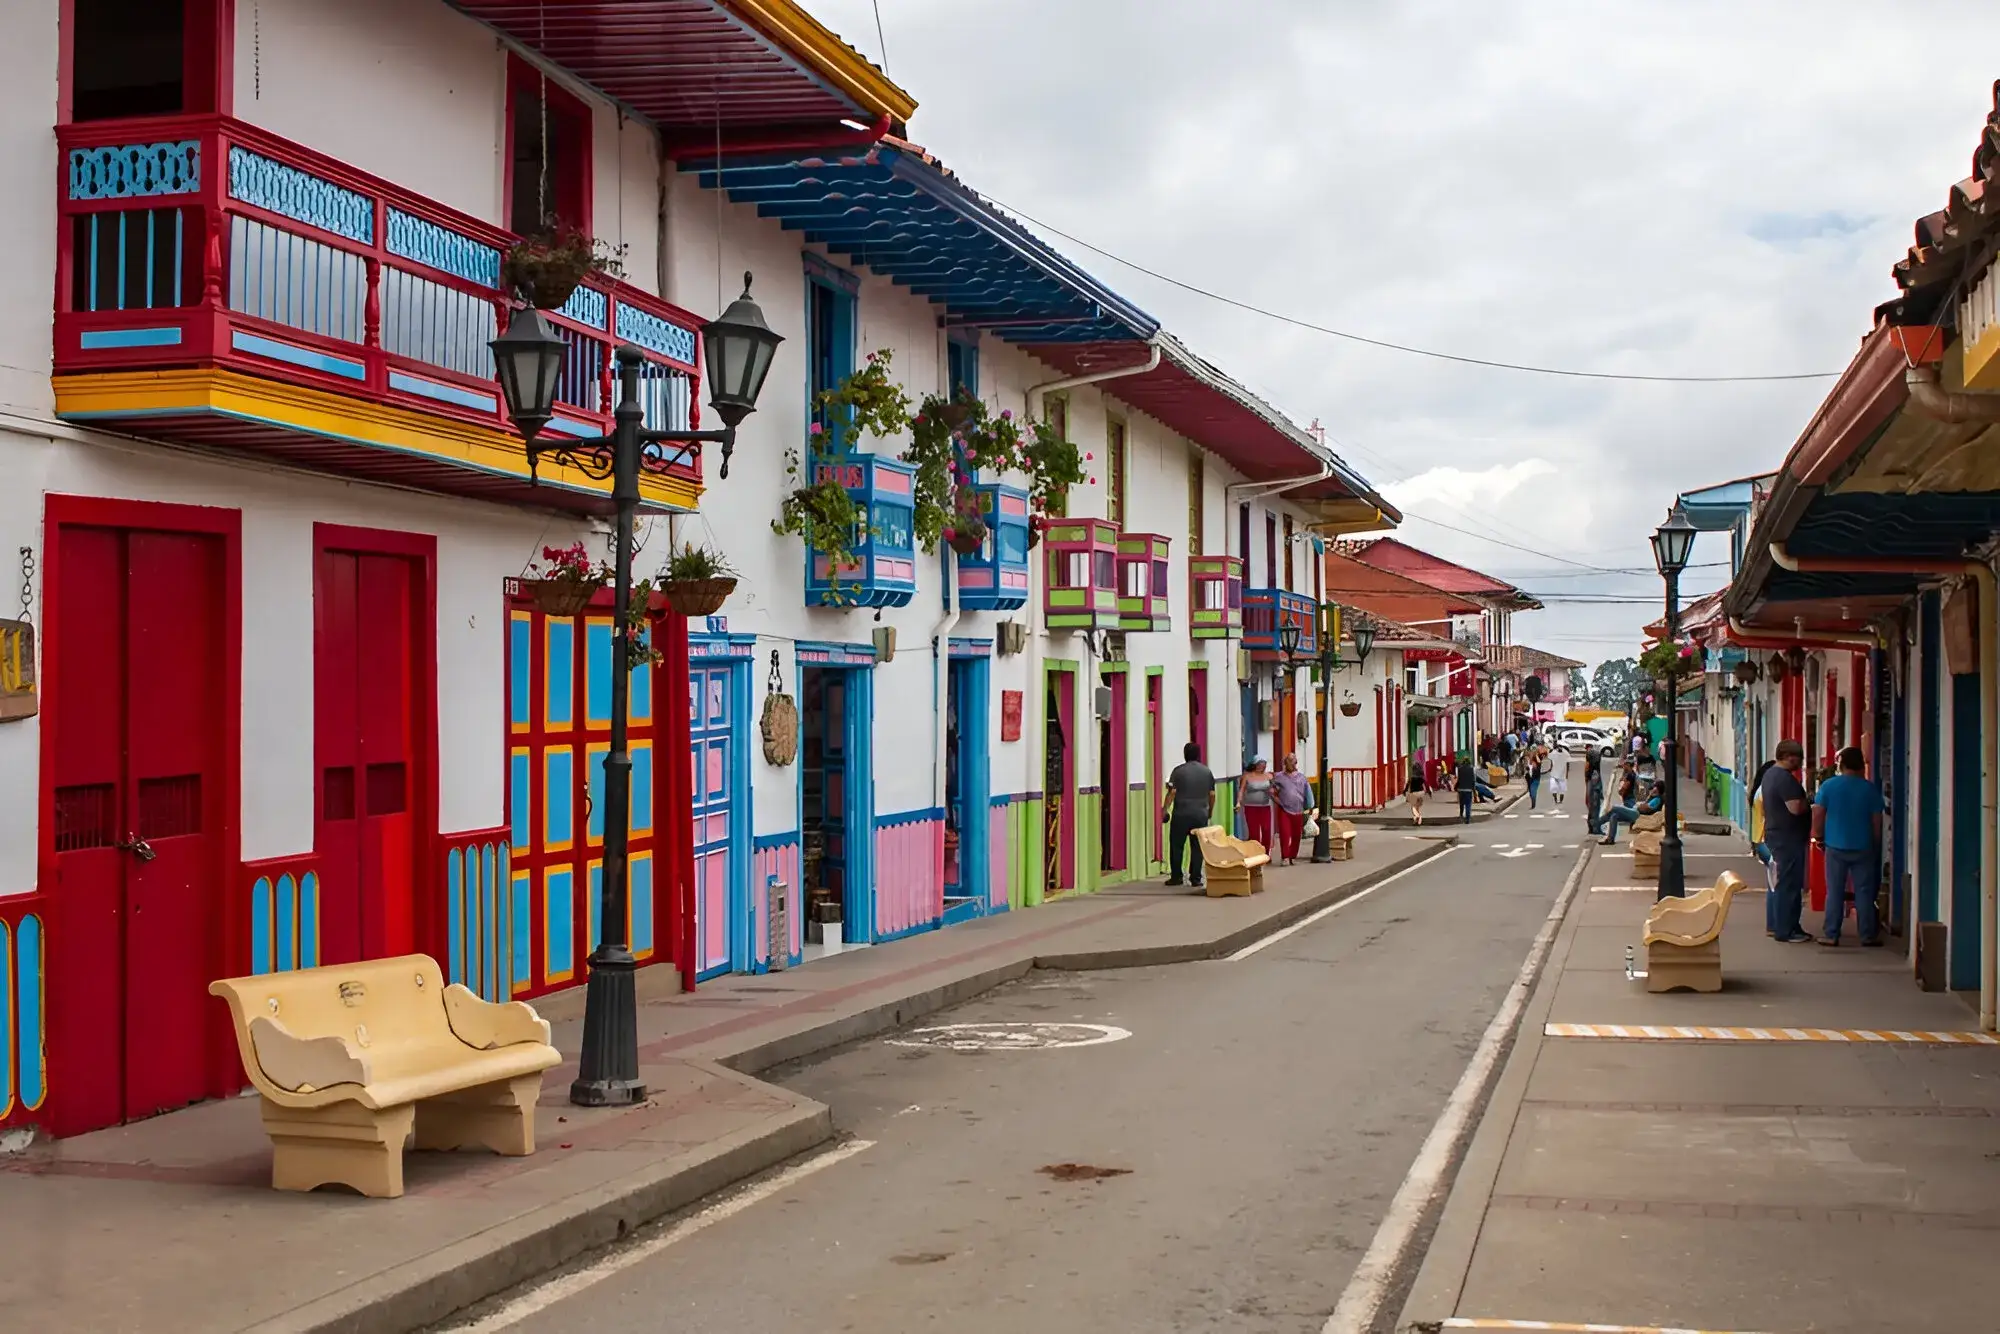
[53,115,707,515]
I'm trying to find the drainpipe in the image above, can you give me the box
[1765,544,1998,1029]
[1025,340,1162,419]
[1905,366,2000,425]
[1725,615,1877,652]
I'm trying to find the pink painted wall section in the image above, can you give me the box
[874,816,943,939]
[989,803,1010,910]
[752,838,803,964]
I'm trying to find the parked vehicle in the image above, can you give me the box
[1547,725,1615,758]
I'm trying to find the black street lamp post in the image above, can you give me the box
[491,273,781,1106]
[1286,607,1373,862]
[1650,502,1698,901]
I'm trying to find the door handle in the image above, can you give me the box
[116,834,158,863]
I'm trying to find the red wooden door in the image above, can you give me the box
[48,525,224,1131]
[315,551,419,966]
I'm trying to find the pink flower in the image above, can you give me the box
[1000,409,1012,420]
[914,414,926,424]
[1085,452,1094,461]
[809,422,823,435]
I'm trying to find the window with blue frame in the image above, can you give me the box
[805,256,857,444]
[947,334,979,399]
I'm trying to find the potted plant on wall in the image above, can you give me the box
[501,227,628,309]
[1339,690,1363,718]
[659,542,738,617]
[945,477,988,555]
[521,541,607,616]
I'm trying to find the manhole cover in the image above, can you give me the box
[886,1021,1132,1051]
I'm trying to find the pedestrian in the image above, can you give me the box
[1747,756,1778,933]
[1241,758,1275,854]
[1162,742,1216,889]
[1406,759,1427,826]
[1273,754,1312,864]
[1760,739,1814,943]
[1584,753,1605,835]
[1549,755,1568,806]
[1454,753,1478,823]
[1812,746,1885,946]
[1524,744,1546,808]
[1599,779,1663,844]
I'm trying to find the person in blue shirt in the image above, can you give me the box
[1811,746,1884,947]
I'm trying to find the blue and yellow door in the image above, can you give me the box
[506,587,662,1000]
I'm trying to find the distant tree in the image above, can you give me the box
[1589,658,1645,712]
[1566,667,1590,704]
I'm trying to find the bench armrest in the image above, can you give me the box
[444,984,553,1050]
[248,1015,371,1094]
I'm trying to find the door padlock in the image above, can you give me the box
[116,834,158,863]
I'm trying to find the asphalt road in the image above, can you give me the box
[443,812,1585,1334]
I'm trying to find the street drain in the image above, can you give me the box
[1039,1163,1132,1181]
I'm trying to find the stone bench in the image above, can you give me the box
[1642,872,1747,993]
[1195,825,1270,896]
[1325,817,1358,861]
[210,954,563,1198]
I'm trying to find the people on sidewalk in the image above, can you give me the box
[1584,754,1604,834]
[1748,756,1779,932]
[1454,753,1477,823]
[1813,746,1885,946]
[1599,779,1662,844]
[1162,742,1215,889]
[1241,758,1275,854]
[1406,760,1427,825]
[1273,754,1311,864]
[1760,739,1813,942]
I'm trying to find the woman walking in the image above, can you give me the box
[1272,754,1312,864]
[1406,759,1427,825]
[1524,744,1546,808]
[1241,759,1275,853]
[1454,753,1478,824]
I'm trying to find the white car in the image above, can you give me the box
[1546,726,1615,759]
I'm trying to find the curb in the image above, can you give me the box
[1392,846,1595,1331]
[256,1063,832,1334]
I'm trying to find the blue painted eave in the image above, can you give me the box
[685,145,1160,345]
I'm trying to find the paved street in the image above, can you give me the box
[440,829,1585,1334]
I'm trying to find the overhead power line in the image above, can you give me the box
[994,198,1841,384]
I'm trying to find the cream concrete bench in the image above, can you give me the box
[211,954,562,1198]
[1642,872,1747,993]
[1325,818,1358,862]
[1196,825,1269,896]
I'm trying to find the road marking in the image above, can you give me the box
[1322,843,1592,1334]
[1443,1321,1773,1333]
[887,1021,1130,1050]
[454,1139,875,1331]
[1226,847,1452,961]
[1498,843,1543,858]
[1544,1023,2000,1044]
[1504,814,1520,819]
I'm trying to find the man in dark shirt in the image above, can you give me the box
[1164,742,1216,888]
[1760,739,1813,942]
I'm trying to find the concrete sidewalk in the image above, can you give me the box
[1401,832,2000,1334]
[1341,780,1528,827]
[0,833,1449,1334]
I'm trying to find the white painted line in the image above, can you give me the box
[1226,848,1452,961]
[1322,842,1591,1334]
[1499,848,1531,858]
[1443,1320,1775,1333]
[455,1139,876,1331]
[1504,814,1520,819]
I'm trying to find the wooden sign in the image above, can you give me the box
[1000,690,1023,742]
[0,619,36,722]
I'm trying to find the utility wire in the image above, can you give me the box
[871,0,890,75]
[993,197,1842,384]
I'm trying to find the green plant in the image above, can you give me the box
[772,446,869,596]
[814,349,912,451]
[623,576,663,670]
[663,543,736,582]
[501,227,628,308]
[1638,639,1696,681]
[1021,411,1086,519]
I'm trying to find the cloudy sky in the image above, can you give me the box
[809,0,2000,670]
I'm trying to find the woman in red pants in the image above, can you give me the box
[1241,759,1275,853]
[1273,754,1312,864]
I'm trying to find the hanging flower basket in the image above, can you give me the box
[947,520,987,556]
[1733,659,1760,685]
[501,228,626,310]
[521,542,607,616]
[661,577,736,617]
[1339,701,1363,717]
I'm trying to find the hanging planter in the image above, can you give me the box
[946,488,989,555]
[659,543,738,618]
[1766,653,1788,684]
[501,227,627,310]
[1339,694,1363,717]
[522,542,607,617]
[1733,659,1760,685]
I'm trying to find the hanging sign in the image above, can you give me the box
[0,619,35,722]
[1001,690,1023,742]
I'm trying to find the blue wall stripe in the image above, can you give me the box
[546,620,575,725]
[588,863,603,954]
[300,873,319,969]
[231,329,367,380]
[388,369,497,412]
[483,850,500,1001]
[631,743,654,834]
[18,915,43,1111]
[275,875,297,972]
[588,748,607,843]
[510,860,532,989]
[509,614,533,727]
[0,919,11,1118]
[549,869,575,977]
[81,326,183,349]
[631,656,653,721]
[585,620,613,725]
[447,850,465,986]
[510,750,532,850]
[251,876,273,975]
[546,749,575,846]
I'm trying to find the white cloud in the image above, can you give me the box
[1384,459,1558,514]
[808,0,2000,666]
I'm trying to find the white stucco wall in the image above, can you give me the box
[0,2,58,416]
[0,421,594,895]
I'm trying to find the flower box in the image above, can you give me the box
[803,455,918,609]
[954,483,1032,612]
[1116,533,1171,633]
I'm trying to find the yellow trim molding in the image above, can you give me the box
[726,0,918,125]
[53,368,701,512]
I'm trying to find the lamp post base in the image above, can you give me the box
[569,946,647,1107]
[1656,836,1687,900]
[1310,824,1332,864]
